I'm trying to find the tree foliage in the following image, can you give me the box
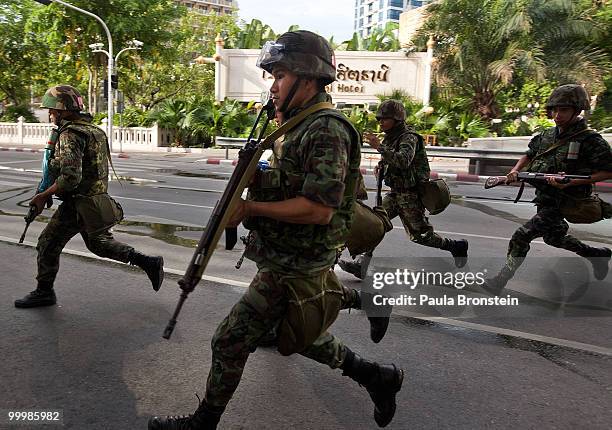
[414,0,610,120]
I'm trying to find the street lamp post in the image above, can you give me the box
[90,39,142,154]
[34,0,114,151]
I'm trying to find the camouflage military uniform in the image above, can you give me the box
[379,122,449,248]
[150,31,403,430]
[36,116,135,285]
[504,118,612,274]
[204,92,362,410]
[14,85,163,308]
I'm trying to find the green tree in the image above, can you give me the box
[22,0,183,108]
[0,1,39,105]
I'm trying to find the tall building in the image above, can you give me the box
[354,0,433,38]
[174,0,236,15]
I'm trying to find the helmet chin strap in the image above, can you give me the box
[278,77,302,113]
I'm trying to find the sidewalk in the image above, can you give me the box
[2,144,611,189]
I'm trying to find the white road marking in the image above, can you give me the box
[113,195,215,209]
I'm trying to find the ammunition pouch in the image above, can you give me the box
[277,269,344,356]
[560,194,607,224]
[345,201,393,257]
[74,193,124,234]
[417,179,451,215]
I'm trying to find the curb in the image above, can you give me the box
[2,147,611,190]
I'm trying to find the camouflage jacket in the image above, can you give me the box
[48,115,109,198]
[245,92,361,275]
[526,118,612,205]
[379,122,430,191]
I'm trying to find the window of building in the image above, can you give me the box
[389,0,403,7]
[388,9,401,19]
[359,18,363,27]
[379,0,384,8]
[379,11,383,20]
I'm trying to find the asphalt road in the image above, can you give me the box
[1,151,611,429]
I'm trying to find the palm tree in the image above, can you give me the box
[415,0,609,119]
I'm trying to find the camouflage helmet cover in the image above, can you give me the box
[545,84,590,112]
[376,99,406,122]
[41,85,84,111]
[256,30,336,85]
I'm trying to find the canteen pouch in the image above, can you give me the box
[74,193,124,234]
[418,179,451,215]
[560,194,606,224]
[346,201,393,257]
[277,269,344,356]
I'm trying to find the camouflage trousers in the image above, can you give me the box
[505,205,594,273]
[204,267,359,410]
[383,191,446,249]
[36,200,133,285]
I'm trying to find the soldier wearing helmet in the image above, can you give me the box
[339,99,469,280]
[484,84,612,294]
[149,31,403,430]
[15,85,165,309]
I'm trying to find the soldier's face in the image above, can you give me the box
[48,109,61,125]
[378,117,395,132]
[270,66,311,112]
[551,106,578,129]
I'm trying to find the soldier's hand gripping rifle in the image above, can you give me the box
[163,98,276,339]
[484,172,591,202]
[19,127,59,244]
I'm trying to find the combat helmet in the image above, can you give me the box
[256,30,336,85]
[376,100,406,122]
[40,85,84,111]
[545,84,590,112]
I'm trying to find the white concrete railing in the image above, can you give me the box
[0,117,175,151]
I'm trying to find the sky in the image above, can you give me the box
[236,0,356,42]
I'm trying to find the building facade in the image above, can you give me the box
[354,0,433,38]
[174,0,236,15]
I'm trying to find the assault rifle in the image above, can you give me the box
[163,98,276,339]
[19,127,59,244]
[19,205,39,244]
[484,172,591,202]
[163,99,336,339]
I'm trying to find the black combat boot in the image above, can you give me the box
[338,252,372,280]
[582,247,611,280]
[442,239,469,268]
[341,348,403,428]
[482,265,514,296]
[14,282,56,308]
[128,251,164,291]
[148,401,223,430]
[355,290,392,344]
